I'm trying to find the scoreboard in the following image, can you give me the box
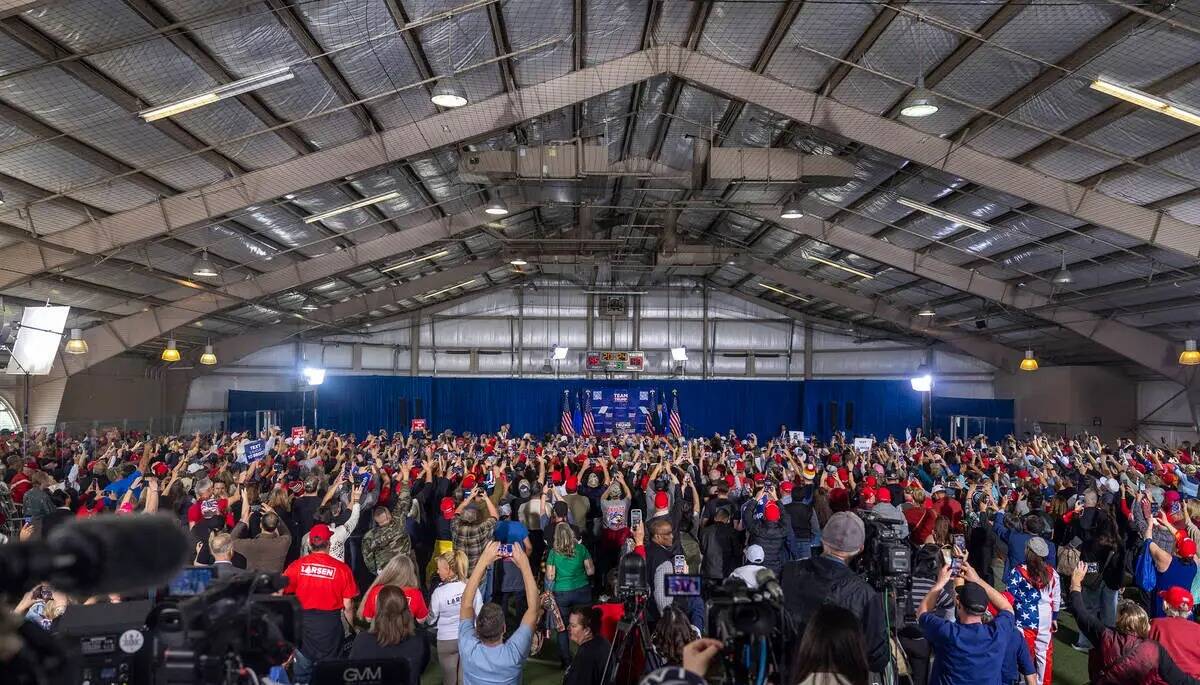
[585,350,645,372]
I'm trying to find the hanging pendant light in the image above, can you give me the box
[160,338,180,363]
[780,198,804,219]
[430,77,468,108]
[64,328,88,355]
[1180,339,1200,366]
[1019,349,1039,372]
[1052,251,1073,286]
[199,343,217,366]
[900,76,939,118]
[191,250,219,278]
[484,198,510,216]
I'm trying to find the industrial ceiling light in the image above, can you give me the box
[1051,251,1073,286]
[780,199,804,219]
[191,250,219,278]
[484,198,510,216]
[64,328,88,355]
[896,197,993,233]
[917,304,936,317]
[420,279,476,300]
[1019,349,1039,372]
[300,299,318,311]
[801,250,875,279]
[909,362,933,392]
[430,77,468,108]
[304,191,402,224]
[139,67,294,121]
[759,283,809,302]
[509,258,528,266]
[1090,78,1200,129]
[302,366,326,385]
[900,76,939,118]
[541,360,554,374]
[381,249,450,273]
[671,347,688,362]
[160,338,180,363]
[1180,339,1200,366]
[199,343,217,366]
[552,346,569,361]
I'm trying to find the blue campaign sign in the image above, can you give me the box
[243,439,267,462]
[592,388,652,434]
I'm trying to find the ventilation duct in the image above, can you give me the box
[706,149,856,186]
[459,142,682,182]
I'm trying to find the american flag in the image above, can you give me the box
[645,390,657,436]
[560,390,575,436]
[669,390,682,438]
[582,390,595,436]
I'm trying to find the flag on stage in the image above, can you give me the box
[560,390,575,436]
[572,391,584,436]
[582,390,595,436]
[644,389,658,436]
[669,389,682,438]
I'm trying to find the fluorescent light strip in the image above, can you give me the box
[759,283,809,302]
[139,67,294,121]
[420,279,477,300]
[380,250,450,273]
[1090,78,1200,128]
[303,191,402,224]
[801,251,875,280]
[896,197,993,233]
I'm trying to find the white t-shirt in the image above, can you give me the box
[729,563,768,589]
[427,580,483,641]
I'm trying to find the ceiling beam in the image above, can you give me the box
[818,0,907,96]
[0,47,665,291]
[310,258,505,326]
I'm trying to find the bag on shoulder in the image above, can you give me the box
[1135,539,1157,594]
[1056,544,1081,577]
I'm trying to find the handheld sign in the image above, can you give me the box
[853,437,874,453]
[243,439,267,462]
[411,418,428,433]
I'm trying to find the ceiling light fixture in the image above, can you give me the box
[303,191,402,224]
[780,199,804,219]
[484,198,510,216]
[302,366,326,386]
[139,67,294,121]
[801,250,875,279]
[509,258,528,266]
[552,346,569,360]
[420,279,477,300]
[430,77,469,108]
[1051,251,1074,286]
[671,347,688,362]
[910,362,933,392]
[300,300,318,311]
[199,343,217,366]
[381,249,450,273]
[65,328,88,355]
[900,76,939,118]
[759,283,810,302]
[1090,78,1200,128]
[1180,339,1200,366]
[896,197,993,233]
[160,338,180,363]
[1020,349,1039,372]
[191,250,219,278]
[917,304,936,317]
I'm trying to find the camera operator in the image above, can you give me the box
[780,511,890,677]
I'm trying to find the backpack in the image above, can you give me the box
[681,530,702,575]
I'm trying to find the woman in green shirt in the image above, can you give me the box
[546,524,594,667]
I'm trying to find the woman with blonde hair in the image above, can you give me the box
[546,522,594,668]
[426,550,480,685]
[360,553,428,623]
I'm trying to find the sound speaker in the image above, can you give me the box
[845,402,855,432]
[830,401,839,433]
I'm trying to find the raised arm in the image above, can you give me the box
[461,541,500,620]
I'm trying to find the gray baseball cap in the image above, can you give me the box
[822,511,866,553]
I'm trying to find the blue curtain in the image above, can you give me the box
[800,379,923,440]
[931,397,1015,442]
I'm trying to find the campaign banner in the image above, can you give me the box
[243,439,267,462]
[853,437,874,453]
[411,418,428,433]
[291,426,306,439]
[591,388,651,434]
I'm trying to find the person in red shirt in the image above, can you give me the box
[1149,587,1200,678]
[283,523,359,682]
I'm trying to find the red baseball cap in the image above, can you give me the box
[462,475,476,490]
[565,475,579,493]
[764,502,780,522]
[440,496,457,520]
[1180,538,1198,558]
[780,481,794,493]
[753,472,765,483]
[551,470,564,484]
[654,491,669,510]
[309,523,332,546]
[1160,586,1194,611]
[152,462,169,477]
[876,487,892,503]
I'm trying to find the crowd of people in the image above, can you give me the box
[4,423,1200,685]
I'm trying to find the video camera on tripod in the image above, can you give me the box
[856,510,911,591]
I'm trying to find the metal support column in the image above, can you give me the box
[517,288,525,378]
[803,321,814,380]
[586,294,595,380]
[702,286,710,380]
[409,315,420,376]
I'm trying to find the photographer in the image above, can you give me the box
[780,511,890,676]
[918,559,1014,685]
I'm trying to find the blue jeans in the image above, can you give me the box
[553,586,592,664]
[481,564,495,603]
[292,650,313,685]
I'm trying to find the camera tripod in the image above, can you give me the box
[601,594,660,685]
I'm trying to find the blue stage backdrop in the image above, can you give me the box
[222,376,1005,441]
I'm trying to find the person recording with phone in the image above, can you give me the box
[918,558,1015,685]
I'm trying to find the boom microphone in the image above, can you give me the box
[0,514,190,596]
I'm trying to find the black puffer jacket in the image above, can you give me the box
[748,519,788,575]
[781,556,889,673]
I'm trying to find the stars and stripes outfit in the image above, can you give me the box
[1006,564,1060,685]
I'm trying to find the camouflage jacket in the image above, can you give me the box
[361,483,413,574]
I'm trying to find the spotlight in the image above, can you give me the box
[671,347,688,362]
[910,362,932,392]
[552,346,569,361]
[302,366,326,385]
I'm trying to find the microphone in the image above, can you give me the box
[0,514,190,596]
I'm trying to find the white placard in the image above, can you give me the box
[853,437,874,453]
[7,306,69,376]
[788,431,805,443]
